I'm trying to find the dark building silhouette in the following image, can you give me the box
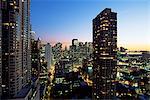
[92,8,117,99]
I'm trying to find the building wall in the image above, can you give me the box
[21,0,31,86]
[1,0,22,98]
[45,43,52,69]
[31,39,41,77]
[93,8,117,99]
[1,0,31,99]
[52,43,62,63]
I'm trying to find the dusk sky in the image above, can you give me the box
[31,0,150,50]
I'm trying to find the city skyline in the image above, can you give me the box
[0,1,150,99]
[31,0,149,51]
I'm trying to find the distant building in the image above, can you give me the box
[82,58,93,82]
[62,46,69,58]
[142,51,150,61]
[93,8,117,99]
[72,39,79,46]
[117,50,150,99]
[45,43,52,69]
[119,47,127,52]
[55,58,72,84]
[69,39,93,66]
[31,38,41,77]
[31,37,41,100]
[52,42,62,63]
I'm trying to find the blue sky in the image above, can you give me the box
[31,0,150,50]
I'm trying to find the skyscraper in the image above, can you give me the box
[1,0,31,99]
[93,8,117,99]
[1,0,23,98]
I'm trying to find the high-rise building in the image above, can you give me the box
[45,43,52,69]
[93,8,117,99]
[1,0,23,98]
[22,0,31,86]
[1,0,31,99]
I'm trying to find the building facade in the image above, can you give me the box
[1,0,22,98]
[31,38,41,77]
[54,58,72,84]
[45,43,52,70]
[1,0,31,99]
[93,8,117,99]
[52,42,62,63]
[22,0,31,87]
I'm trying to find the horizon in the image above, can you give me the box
[31,0,150,51]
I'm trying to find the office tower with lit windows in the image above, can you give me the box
[1,0,23,98]
[1,0,32,99]
[93,8,117,99]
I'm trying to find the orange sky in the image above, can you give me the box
[43,40,150,51]
[118,43,150,51]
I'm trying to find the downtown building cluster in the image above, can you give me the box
[116,49,150,99]
[48,9,118,99]
[51,39,93,85]
[48,40,93,99]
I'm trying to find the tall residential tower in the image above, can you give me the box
[1,0,31,99]
[1,0,23,98]
[93,8,117,99]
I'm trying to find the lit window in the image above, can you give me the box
[3,23,9,26]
